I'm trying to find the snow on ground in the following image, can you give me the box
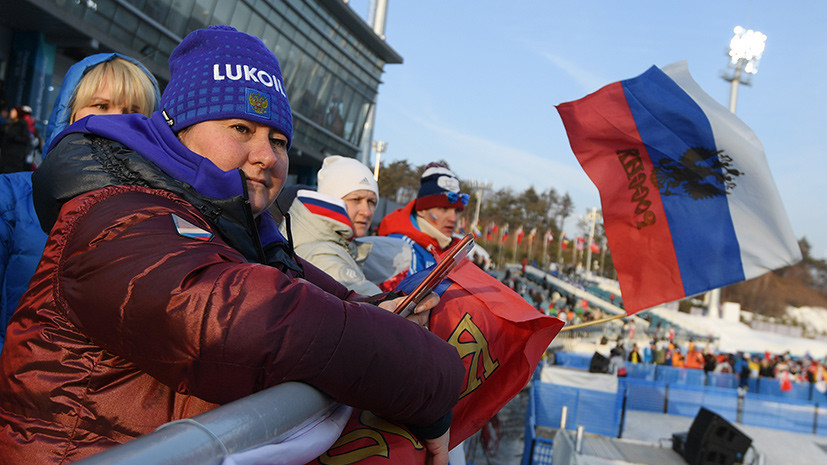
[787,306,827,335]
[555,271,827,358]
[646,306,827,358]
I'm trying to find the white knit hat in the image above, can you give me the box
[317,155,379,200]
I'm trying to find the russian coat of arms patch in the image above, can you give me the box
[245,88,270,118]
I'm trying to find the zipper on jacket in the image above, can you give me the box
[275,201,296,257]
[237,169,267,264]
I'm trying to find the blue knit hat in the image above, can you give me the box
[161,25,292,148]
[415,162,468,211]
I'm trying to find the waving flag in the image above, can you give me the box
[515,226,525,244]
[472,224,481,239]
[310,261,563,464]
[556,61,800,314]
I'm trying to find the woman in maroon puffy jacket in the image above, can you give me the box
[0,26,463,465]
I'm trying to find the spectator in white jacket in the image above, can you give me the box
[281,155,410,294]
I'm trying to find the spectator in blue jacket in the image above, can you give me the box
[0,53,159,351]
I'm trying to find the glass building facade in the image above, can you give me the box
[0,0,401,184]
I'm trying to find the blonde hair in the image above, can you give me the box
[69,58,156,122]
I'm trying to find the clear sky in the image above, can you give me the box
[349,1,827,260]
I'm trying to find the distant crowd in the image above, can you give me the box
[500,270,604,326]
[497,266,827,392]
[632,339,824,382]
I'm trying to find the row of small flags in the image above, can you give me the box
[472,222,602,252]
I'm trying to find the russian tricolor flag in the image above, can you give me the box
[557,61,801,314]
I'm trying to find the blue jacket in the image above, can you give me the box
[0,173,46,348]
[0,53,159,350]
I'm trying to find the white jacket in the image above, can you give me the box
[280,190,382,295]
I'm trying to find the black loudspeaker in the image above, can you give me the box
[671,431,687,457]
[589,352,609,373]
[683,408,752,465]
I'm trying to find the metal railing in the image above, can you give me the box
[74,382,333,465]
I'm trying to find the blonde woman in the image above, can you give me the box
[0,54,158,352]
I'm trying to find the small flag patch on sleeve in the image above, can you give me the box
[171,214,213,241]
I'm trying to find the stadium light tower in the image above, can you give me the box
[372,140,387,181]
[723,26,767,114]
[465,179,492,232]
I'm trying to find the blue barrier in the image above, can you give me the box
[625,363,656,380]
[554,352,592,371]
[620,377,667,412]
[813,387,827,405]
[533,381,623,438]
[655,365,706,385]
[534,383,578,429]
[742,393,816,434]
[526,364,827,463]
[666,384,738,421]
[576,388,624,437]
[706,372,738,389]
[817,404,827,437]
[756,376,812,401]
[521,382,538,465]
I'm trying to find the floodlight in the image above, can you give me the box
[728,26,766,75]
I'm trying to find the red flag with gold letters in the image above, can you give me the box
[309,260,563,464]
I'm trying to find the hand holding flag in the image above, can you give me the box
[310,257,563,464]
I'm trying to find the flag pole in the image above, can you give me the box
[497,225,506,267]
[560,312,627,332]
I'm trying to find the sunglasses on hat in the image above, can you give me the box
[445,192,470,206]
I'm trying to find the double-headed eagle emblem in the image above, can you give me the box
[248,93,269,114]
[651,147,744,200]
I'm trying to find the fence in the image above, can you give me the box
[524,372,827,465]
[553,351,827,403]
[73,382,334,465]
[522,376,625,465]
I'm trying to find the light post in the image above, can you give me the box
[371,140,387,181]
[708,25,766,318]
[584,207,599,276]
[465,179,492,232]
[722,26,766,114]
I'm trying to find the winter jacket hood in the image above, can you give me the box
[43,53,161,150]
